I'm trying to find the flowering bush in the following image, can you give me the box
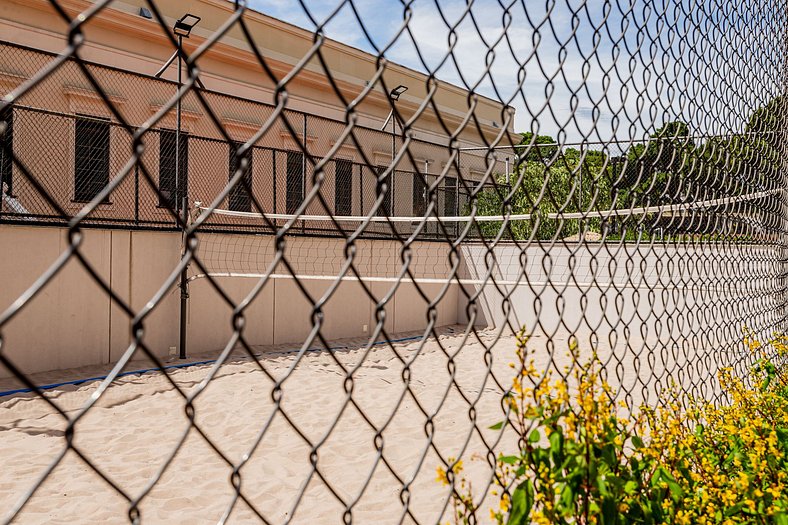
[437,331,788,524]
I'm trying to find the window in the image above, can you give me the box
[412,173,427,217]
[229,141,253,212]
[444,176,457,216]
[334,159,353,216]
[158,129,188,208]
[0,106,11,196]
[74,116,110,202]
[376,166,391,217]
[286,151,304,214]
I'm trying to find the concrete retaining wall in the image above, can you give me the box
[2,225,784,378]
[0,225,460,376]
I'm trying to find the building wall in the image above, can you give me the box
[0,0,514,146]
[0,224,462,377]
[2,224,785,378]
[2,43,505,228]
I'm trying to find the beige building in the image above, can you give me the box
[1,0,514,228]
[0,0,515,376]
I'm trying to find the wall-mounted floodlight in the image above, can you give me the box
[139,7,152,19]
[173,13,201,38]
[389,85,408,101]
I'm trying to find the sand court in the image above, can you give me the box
[1,328,527,524]
[1,322,747,524]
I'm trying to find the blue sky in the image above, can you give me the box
[247,1,783,146]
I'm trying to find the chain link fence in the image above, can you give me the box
[0,0,787,523]
[0,41,499,237]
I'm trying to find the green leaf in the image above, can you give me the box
[653,468,683,500]
[549,430,563,457]
[773,512,788,525]
[601,497,618,524]
[724,502,745,517]
[528,429,540,443]
[489,421,504,430]
[498,455,520,465]
[506,480,534,525]
[624,480,639,495]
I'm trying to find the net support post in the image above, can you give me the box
[179,214,189,360]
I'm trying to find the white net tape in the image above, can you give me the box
[198,188,777,225]
[193,231,778,292]
[197,207,532,222]
[548,189,781,219]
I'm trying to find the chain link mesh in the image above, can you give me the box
[0,0,787,523]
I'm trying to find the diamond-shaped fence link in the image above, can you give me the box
[0,0,786,523]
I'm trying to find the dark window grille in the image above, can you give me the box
[74,116,110,202]
[376,166,391,216]
[0,106,12,197]
[158,129,188,208]
[286,151,304,215]
[335,158,353,216]
[444,176,457,216]
[413,173,427,217]
[228,141,253,212]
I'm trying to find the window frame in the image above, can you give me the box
[334,158,353,216]
[286,150,304,215]
[444,176,457,216]
[74,114,111,203]
[412,172,428,217]
[158,128,189,208]
[228,141,254,213]
[375,165,392,217]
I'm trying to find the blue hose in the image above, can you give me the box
[0,334,427,398]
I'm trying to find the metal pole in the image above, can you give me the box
[505,156,510,185]
[134,163,139,225]
[177,35,189,360]
[391,111,396,217]
[302,113,307,233]
[176,35,182,220]
[272,149,277,214]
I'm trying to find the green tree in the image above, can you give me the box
[472,138,612,241]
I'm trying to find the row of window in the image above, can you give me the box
[0,112,460,217]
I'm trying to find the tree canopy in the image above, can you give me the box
[471,98,784,241]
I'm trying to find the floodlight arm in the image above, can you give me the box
[154,50,178,78]
[380,109,394,131]
[154,47,206,89]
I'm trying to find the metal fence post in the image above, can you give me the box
[134,162,139,225]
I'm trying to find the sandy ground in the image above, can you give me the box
[0,323,748,525]
[1,327,531,525]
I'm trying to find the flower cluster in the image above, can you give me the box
[440,330,788,524]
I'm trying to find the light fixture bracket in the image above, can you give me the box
[389,85,408,101]
[173,13,201,38]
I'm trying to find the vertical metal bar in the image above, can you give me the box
[178,35,188,360]
[272,148,277,214]
[505,156,510,185]
[456,147,461,238]
[176,36,182,220]
[359,164,363,216]
[391,111,396,220]
[134,162,139,225]
[302,113,307,234]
